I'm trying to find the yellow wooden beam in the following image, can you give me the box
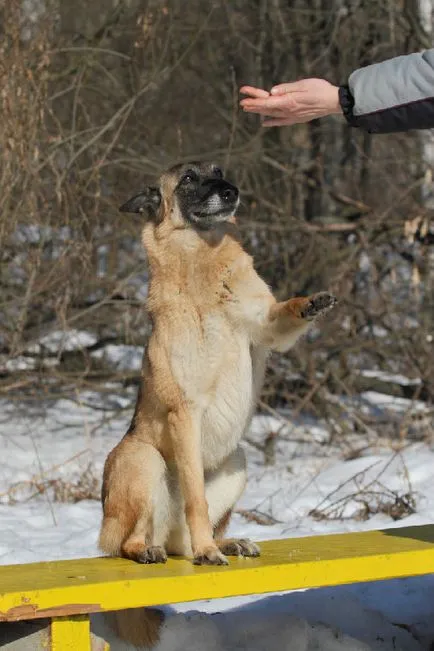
[51,615,91,651]
[1,525,434,622]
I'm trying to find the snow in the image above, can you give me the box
[26,328,98,354]
[1,342,434,649]
[360,391,428,415]
[92,607,392,650]
[1,355,37,372]
[91,344,143,371]
[0,355,59,372]
[1,328,100,372]
[359,369,422,386]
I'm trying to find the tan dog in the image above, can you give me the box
[99,161,336,570]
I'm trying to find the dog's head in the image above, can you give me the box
[119,162,239,231]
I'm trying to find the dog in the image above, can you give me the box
[98,161,336,646]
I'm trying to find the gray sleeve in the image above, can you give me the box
[340,49,434,133]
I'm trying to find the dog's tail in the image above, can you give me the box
[98,518,164,648]
[98,515,131,556]
[101,607,165,649]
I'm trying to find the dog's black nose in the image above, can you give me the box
[223,186,239,202]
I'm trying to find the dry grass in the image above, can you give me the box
[50,465,100,503]
[308,452,417,523]
[309,489,416,523]
[2,464,100,505]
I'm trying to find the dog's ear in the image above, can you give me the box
[119,186,161,216]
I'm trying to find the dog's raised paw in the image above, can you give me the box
[301,292,337,321]
[218,538,260,557]
[193,546,229,566]
[136,546,168,564]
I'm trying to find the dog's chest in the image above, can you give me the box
[199,314,255,469]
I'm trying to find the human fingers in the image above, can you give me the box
[270,81,306,95]
[262,117,296,127]
[240,94,296,112]
[242,105,285,117]
[239,85,270,99]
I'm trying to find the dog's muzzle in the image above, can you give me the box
[191,180,239,221]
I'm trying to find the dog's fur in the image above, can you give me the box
[98,161,337,647]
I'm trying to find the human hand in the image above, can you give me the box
[240,79,342,126]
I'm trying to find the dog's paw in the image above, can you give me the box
[218,538,260,557]
[136,545,168,564]
[193,546,229,566]
[301,292,337,321]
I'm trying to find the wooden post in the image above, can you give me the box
[51,615,92,651]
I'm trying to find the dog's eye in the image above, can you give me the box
[181,171,197,185]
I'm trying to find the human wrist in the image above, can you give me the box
[328,84,343,114]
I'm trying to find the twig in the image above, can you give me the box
[235,508,281,526]
[0,449,90,500]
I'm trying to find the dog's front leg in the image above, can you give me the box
[264,292,337,352]
[168,407,228,565]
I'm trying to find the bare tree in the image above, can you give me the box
[0,0,432,442]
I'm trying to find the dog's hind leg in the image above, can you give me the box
[207,446,260,558]
[122,442,171,564]
[99,439,170,648]
[99,439,170,564]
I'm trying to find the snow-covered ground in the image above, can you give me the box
[1,370,433,649]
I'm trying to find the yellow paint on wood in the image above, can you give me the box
[51,615,91,651]
[1,525,434,622]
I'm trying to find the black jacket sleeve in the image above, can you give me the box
[339,50,434,133]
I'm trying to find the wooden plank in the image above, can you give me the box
[1,525,434,622]
[51,615,91,651]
